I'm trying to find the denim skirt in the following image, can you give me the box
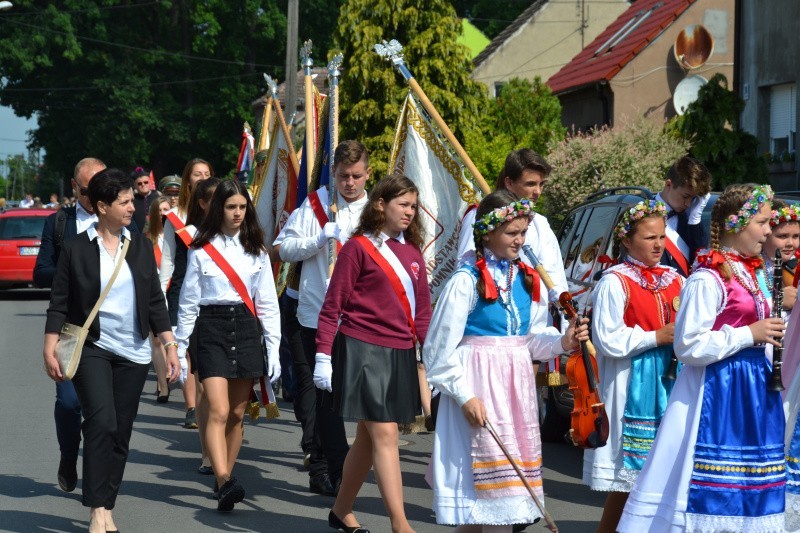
[194,304,266,381]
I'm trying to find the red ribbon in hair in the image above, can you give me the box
[696,249,763,279]
[517,261,542,303]
[597,254,616,266]
[696,250,726,270]
[475,257,499,300]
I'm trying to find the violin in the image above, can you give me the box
[560,292,609,449]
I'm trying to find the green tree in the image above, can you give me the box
[664,73,767,189]
[334,0,488,179]
[0,1,286,182]
[465,77,566,185]
[452,1,531,39]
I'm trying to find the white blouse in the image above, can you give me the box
[158,207,185,294]
[423,261,564,407]
[175,232,281,363]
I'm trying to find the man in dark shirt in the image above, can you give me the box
[131,168,157,231]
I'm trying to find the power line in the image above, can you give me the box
[3,72,264,93]
[2,18,285,69]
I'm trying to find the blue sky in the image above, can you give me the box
[0,106,36,159]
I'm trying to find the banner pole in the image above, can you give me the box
[375,39,491,195]
[301,40,315,188]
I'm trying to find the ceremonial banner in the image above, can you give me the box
[236,122,255,183]
[389,93,482,301]
[254,117,297,249]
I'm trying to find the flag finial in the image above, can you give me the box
[263,73,278,98]
[374,39,412,81]
[327,53,343,78]
[300,39,313,69]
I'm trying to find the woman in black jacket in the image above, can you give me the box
[43,168,181,533]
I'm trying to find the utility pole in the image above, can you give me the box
[285,0,299,145]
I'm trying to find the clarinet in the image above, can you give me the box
[769,249,786,392]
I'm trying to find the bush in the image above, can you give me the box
[544,117,689,224]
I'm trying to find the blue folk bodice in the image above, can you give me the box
[461,265,532,337]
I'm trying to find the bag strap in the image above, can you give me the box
[81,237,131,330]
[200,241,256,317]
[352,235,417,343]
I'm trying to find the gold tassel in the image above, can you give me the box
[248,400,261,423]
[399,414,427,435]
[548,371,564,387]
[265,383,280,420]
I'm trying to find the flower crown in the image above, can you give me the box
[771,204,800,227]
[725,184,773,233]
[473,198,535,238]
[614,200,667,242]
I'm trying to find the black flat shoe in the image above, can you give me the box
[58,456,78,493]
[156,387,170,403]
[197,465,213,475]
[309,473,336,496]
[217,477,244,512]
[328,510,369,533]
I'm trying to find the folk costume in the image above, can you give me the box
[585,201,684,492]
[425,199,566,526]
[586,263,683,491]
[619,187,786,533]
[315,231,432,423]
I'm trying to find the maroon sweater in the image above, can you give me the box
[316,235,432,355]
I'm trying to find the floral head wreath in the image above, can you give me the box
[725,184,774,233]
[614,200,667,242]
[771,204,800,227]
[473,198,535,240]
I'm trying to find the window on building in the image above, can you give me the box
[494,81,506,98]
[770,83,797,156]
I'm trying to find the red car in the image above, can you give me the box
[0,207,53,289]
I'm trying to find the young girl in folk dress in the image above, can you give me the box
[618,184,787,532]
[314,174,432,533]
[424,191,588,532]
[176,179,281,512]
[585,200,684,533]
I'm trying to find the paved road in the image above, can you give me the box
[0,289,604,532]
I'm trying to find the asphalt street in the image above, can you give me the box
[0,289,604,532]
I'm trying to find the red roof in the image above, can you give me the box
[547,0,695,94]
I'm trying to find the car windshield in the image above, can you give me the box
[0,216,46,240]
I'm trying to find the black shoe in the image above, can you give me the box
[217,477,244,512]
[328,510,369,532]
[198,464,213,475]
[57,456,78,492]
[156,386,170,403]
[211,481,220,500]
[309,473,336,496]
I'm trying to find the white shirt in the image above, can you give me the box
[457,208,568,301]
[88,225,151,364]
[274,187,368,328]
[75,201,98,234]
[423,261,564,407]
[175,232,281,363]
[158,207,185,294]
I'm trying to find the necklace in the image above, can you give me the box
[624,259,666,291]
[722,250,767,319]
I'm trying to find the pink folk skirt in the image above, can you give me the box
[430,335,544,525]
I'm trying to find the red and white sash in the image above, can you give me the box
[353,234,417,341]
[309,190,342,253]
[664,223,690,275]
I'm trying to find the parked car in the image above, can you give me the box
[0,207,53,289]
[540,186,797,442]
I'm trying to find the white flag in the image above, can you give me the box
[254,118,297,248]
[389,93,482,302]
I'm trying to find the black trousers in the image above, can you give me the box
[298,325,350,483]
[72,344,149,509]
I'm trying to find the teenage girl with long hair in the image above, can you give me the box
[146,196,173,402]
[314,173,432,533]
[618,184,786,532]
[176,179,281,512]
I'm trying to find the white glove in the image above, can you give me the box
[324,278,331,292]
[313,353,333,392]
[178,352,189,384]
[687,192,711,225]
[267,347,281,384]
[316,222,341,248]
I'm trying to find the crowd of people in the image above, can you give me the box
[34,145,800,533]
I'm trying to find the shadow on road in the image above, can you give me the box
[0,510,86,532]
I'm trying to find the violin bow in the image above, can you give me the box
[483,419,558,532]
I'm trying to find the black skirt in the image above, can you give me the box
[332,333,420,424]
[194,304,266,381]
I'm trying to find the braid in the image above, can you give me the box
[709,183,760,280]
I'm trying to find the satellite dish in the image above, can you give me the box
[674,24,714,69]
[673,75,708,115]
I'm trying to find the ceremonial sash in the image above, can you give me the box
[664,223,690,276]
[353,235,417,342]
[154,242,162,269]
[165,211,186,232]
[175,225,196,247]
[201,240,272,407]
[308,190,342,253]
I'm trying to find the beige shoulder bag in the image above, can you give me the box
[56,238,130,380]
